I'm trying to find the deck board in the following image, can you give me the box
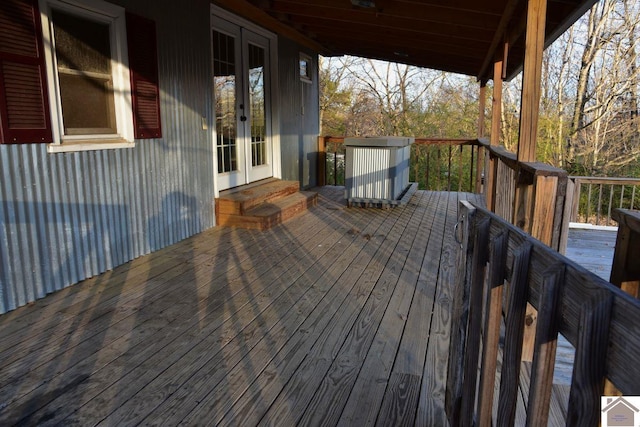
[0,188,614,426]
[0,189,505,426]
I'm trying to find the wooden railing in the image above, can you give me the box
[569,177,640,226]
[317,136,483,193]
[318,136,571,250]
[478,138,570,252]
[447,201,640,426]
[611,209,640,297]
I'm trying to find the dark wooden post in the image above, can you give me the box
[446,201,480,426]
[611,209,640,297]
[486,54,504,211]
[476,83,487,193]
[317,135,326,186]
[605,208,640,396]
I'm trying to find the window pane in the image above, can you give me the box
[249,43,266,167]
[52,9,116,135]
[214,30,238,173]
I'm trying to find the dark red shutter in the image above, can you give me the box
[0,0,52,144]
[126,12,162,139]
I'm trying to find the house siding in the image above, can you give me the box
[0,1,319,314]
[0,0,215,313]
[278,38,320,189]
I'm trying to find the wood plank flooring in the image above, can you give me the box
[565,227,617,281]
[0,187,483,426]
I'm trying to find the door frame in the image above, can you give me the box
[211,4,281,198]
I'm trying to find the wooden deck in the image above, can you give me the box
[0,187,483,426]
[565,226,617,281]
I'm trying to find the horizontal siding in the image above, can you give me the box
[0,0,214,313]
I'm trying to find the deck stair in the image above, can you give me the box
[215,178,317,230]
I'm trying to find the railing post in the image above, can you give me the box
[475,145,484,194]
[530,174,559,246]
[317,135,326,187]
[611,209,640,298]
[570,177,581,222]
[446,201,480,427]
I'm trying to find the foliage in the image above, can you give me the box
[320,0,640,183]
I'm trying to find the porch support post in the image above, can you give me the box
[476,83,487,193]
[478,83,487,138]
[486,53,504,211]
[318,136,327,186]
[490,56,503,148]
[516,0,547,163]
[515,0,548,363]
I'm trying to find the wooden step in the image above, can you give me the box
[217,191,318,230]
[216,179,300,215]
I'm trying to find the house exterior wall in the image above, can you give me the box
[0,0,215,314]
[278,38,320,189]
[0,0,320,314]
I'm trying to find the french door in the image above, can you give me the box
[213,17,272,190]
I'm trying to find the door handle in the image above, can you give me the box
[240,115,247,122]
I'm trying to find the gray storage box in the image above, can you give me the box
[344,137,415,207]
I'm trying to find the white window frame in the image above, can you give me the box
[40,0,135,153]
[299,52,312,83]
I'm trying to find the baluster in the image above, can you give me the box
[597,184,603,225]
[607,185,614,226]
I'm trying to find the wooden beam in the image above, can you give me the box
[490,56,503,146]
[486,54,503,209]
[317,136,327,187]
[516,0,548,163]
[477,0,522,80]
[476,83,487,193]
[478,83,487,138]
[212,0,329,54]
[267,0,502,31]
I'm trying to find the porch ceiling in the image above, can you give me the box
[213,0,597,81]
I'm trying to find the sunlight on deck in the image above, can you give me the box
[0,188,486,425]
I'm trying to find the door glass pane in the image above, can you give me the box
[213,30,238,173]
[248,43,266,167]
[52,9,116,135]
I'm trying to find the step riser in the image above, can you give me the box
[217,193,317,230]
[216,182,300,215]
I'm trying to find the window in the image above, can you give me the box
[0,0,160,147]
[40,0,134,151]
[299,53,312,83]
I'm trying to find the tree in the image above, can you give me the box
[319,56,354,136]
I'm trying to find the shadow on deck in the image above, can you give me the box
[0,187,483,426]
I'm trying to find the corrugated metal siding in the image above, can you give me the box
[345,145,412,201]
[0,0,215,314]
[278,38,319,188]
[349,147,392,199]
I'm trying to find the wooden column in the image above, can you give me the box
[476,83,487,193]
[317,136,326,186]
[478,83,487,138]
[516,0,549,364]
[486,54,504,211]
[517,0,548,163]
[490,57,503,148]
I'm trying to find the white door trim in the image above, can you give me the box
[211,4,281,198]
